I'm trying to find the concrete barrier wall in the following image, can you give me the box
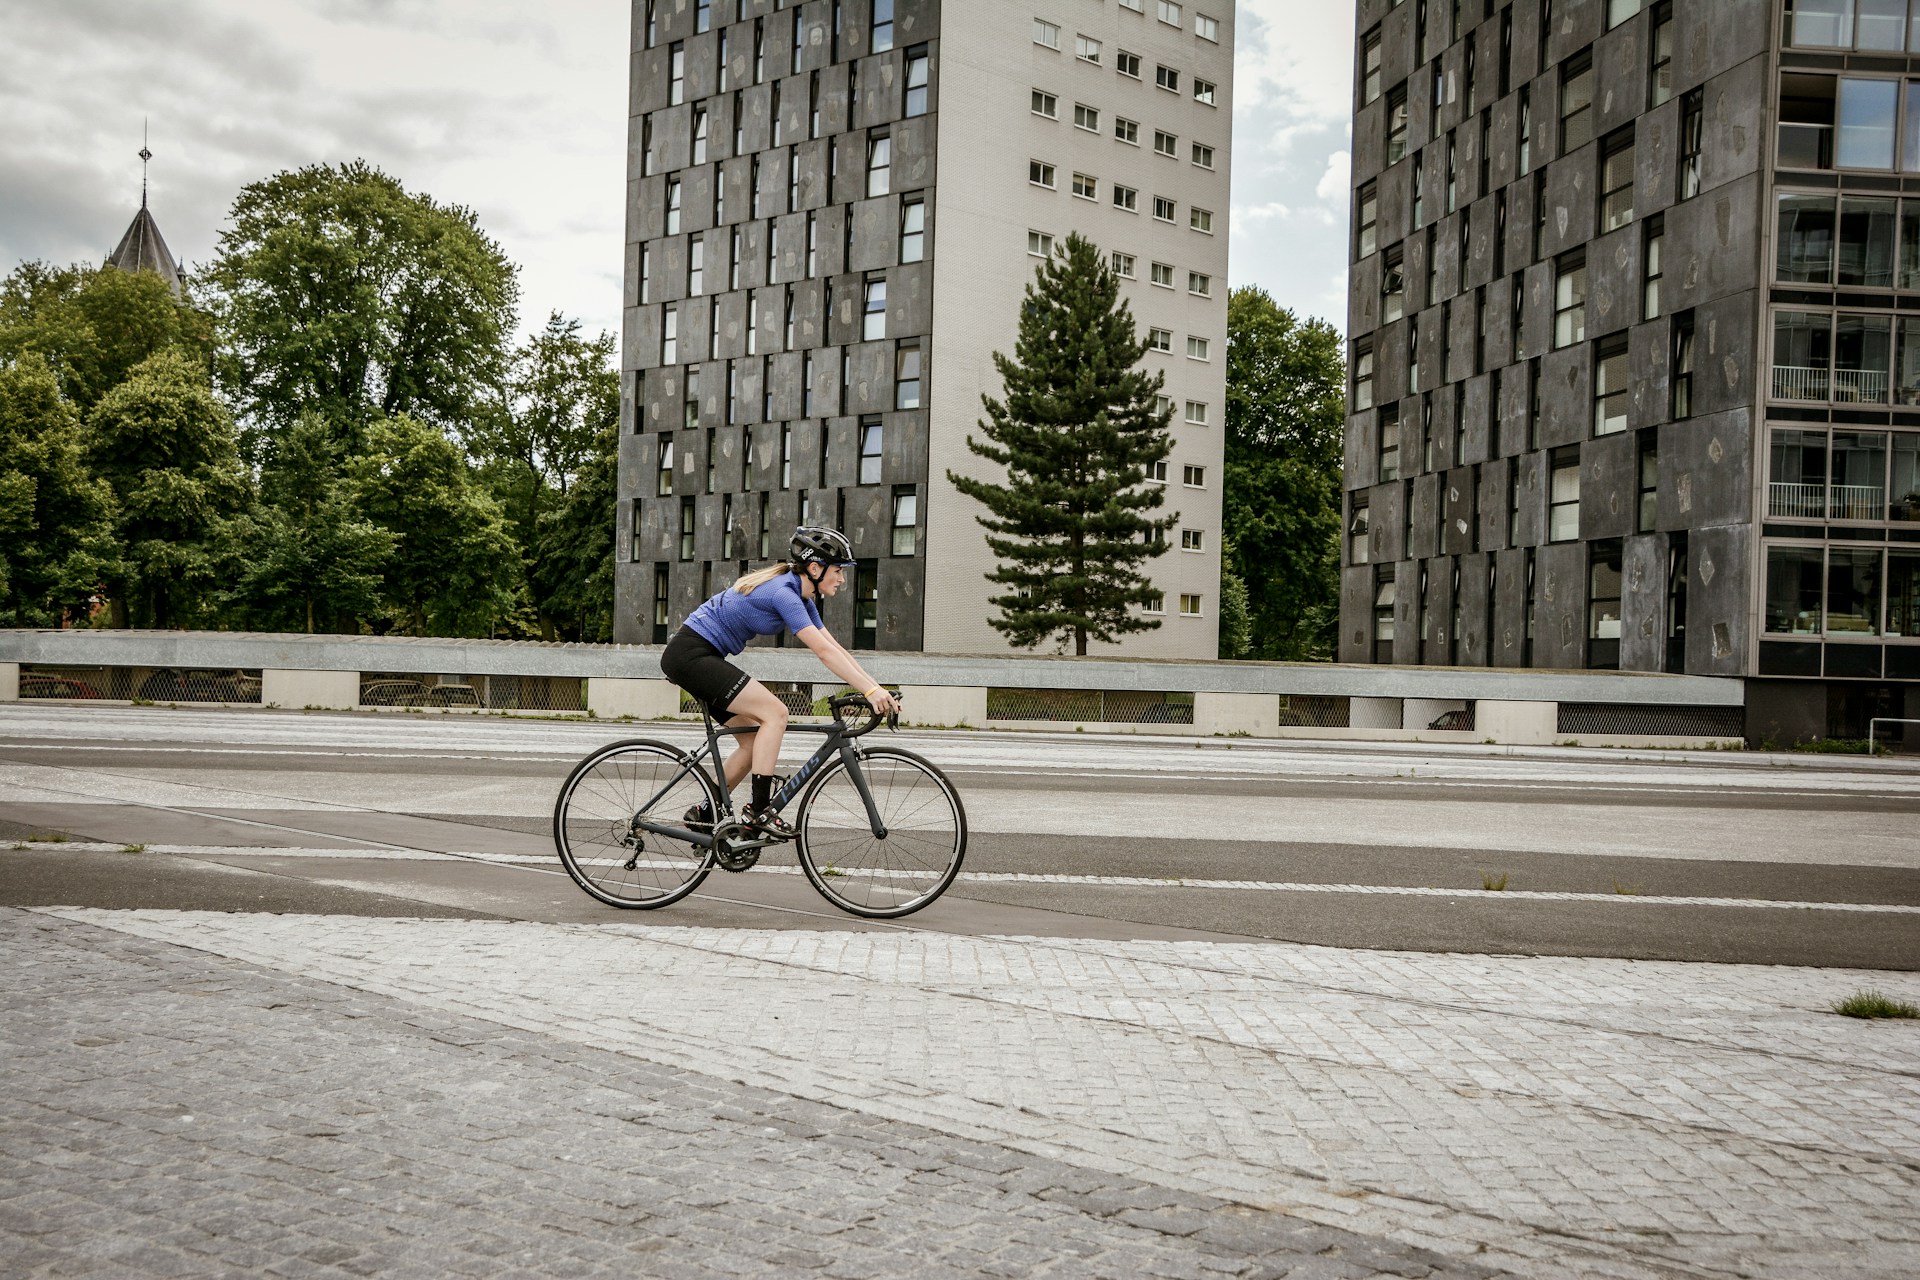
[0,630,1748,748]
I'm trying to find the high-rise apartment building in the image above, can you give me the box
[1339,0,1920,742]
[615,0,1233,658]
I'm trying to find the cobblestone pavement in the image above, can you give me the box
[12,908,1918,1279]
[6,909,1516,1280]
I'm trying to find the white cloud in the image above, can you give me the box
[1315,150,1353,205]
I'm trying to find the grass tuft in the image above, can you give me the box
[122,843,147,854]
[1612,880,1644,896]
[1481,871,1510,892]
[25,833,69,843]
[1832,990,1920,1019]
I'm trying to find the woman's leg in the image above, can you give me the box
[722,681,790,781]
[719,723,756,793]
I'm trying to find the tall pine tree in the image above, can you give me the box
[948,233,1174,655]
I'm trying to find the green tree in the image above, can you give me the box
[471,312,619,639]
[948,233,1174,655]
[1223,287,1345,661]
[0,261,212,412]
[224,416,395,633]
[349,413,520,636]
[529,420,619,642]
[0,356,116,624]
[203,160,520,460]
[1217,562,1253,661]
[86,350,250,628]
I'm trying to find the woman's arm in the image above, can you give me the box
[794,626,900,713]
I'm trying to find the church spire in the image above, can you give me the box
[108,127,182,296]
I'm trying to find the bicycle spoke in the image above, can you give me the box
[554,741,717,909]
[794,749,965,918]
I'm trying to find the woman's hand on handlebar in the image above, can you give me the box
[865,687,900,716]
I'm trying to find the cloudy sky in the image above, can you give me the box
[0,0,1357,346]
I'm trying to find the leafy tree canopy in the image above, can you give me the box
[1222,286,1345,661]
[0,356,116,624]
[204,160,520,460]
[0,261,211,411]
[948,232,1174,656]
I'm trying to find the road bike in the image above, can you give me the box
[553,692,967,918]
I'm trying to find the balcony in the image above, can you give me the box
[1767,481,1825,519]
[1777,122,1833,171]
[1830,483,1887,521]
[1768,481,1890,521]
[1772,365,1888,404]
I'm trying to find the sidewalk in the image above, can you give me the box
[8,907,1917,1279]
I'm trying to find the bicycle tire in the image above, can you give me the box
[553,739,718,909]
[794,746,966,918]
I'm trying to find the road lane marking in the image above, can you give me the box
[19,841,1920,915]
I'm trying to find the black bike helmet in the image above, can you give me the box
[789,526,857,566]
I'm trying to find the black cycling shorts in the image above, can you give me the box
[660,628,752,717]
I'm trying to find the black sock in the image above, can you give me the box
[751,774,774,810]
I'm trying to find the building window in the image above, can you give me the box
[1034,18,1059,49]
[1373,568,1395,661]
[1386,85,1409,164]
[1154,393,1175,418]
[1150,261,1175,288]
[1606,0,1642,29]
[1560,52,1594,154]
[1184,400,1208,425]
[905,47,929,115]
[1112,251,1136,277]
[866,134,891,196]
[1113,184,1138,211]
[895,341,922,409]
[1191,142,1214,170]
[1074,103,1099,131]
[859,418,883,484]
[1147,327,1172,352]
[1589,538,1624,668]
[1649,2,1673,107]
[656,438,675,497]
[1029,159,1056,188]
[1777,193,1836,283]
[1028,229,1055,257]
[1155,64,1179,93]
[1154,129,1178,157]
[1379,404,1400,481]
[1361,27,1383,104]
[1179,593,1203,616]
[1840,77,1900,169]
[1549,446,1581,541]
[871,0,894,52]
[862,279,887,340]
[891,486,917,554]
[1348,500,1370,564]
[1354,344,1374,410]
[1181,528,1204,551]
[1188,271,1211,296]
[1382,245,1405,321]
[1032,89,1057,118]
[1158,1,1183,25]
[1072,171,1097,200]
[1637,430,1659,532]
[1673,310,1696,417]
[1838,195,1896,286]
[1182,464,1206,487]
[1076,34,1102,63]
[1679,88,1704,196]
[900,196,925,263]
[1189,207,1213,233]
[853,561,879,649]
[780,424,793,487]
[1194,78,1216,106]
[1117,50,1142,78]
[1357,182,1377,257]
[679,496,695,560]
[1142,591,1165,613]
[684,367,701,432]
[1195,13,1218,40]
[687,238,704,297]
[639,244,652,304]
[669,42,685,104]
[1153,195,1176,222]
[665,177,681,234]
[1643,214,1665,318]
[661,304,678,364]
[1594,335,1630,436]
[692,107,709,164]
[651,562,669,641]
[1186,335,1210,360]
[1412,162,1425,229]
[1554,252,1587,348]
[1518,86,1532,175]
[1601,129,1635,231]
[1115,117,1140,145]
[1146,460,1168,484]
[1765,547,1826,634]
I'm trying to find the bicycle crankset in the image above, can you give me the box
[711,819,762,873]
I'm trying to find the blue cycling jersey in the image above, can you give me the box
[683,573,825,657]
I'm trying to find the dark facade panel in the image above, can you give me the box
[1619,531,1668,672]
[1492,546,1530,667]
[1579,430,1637,541]
[1534,540,1589,669]
[1659,408,1753,531]
[1686,522,1751,675]
[1456,551,1492,666]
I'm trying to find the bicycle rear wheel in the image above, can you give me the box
[553,739,718,908]
[795,747,966,918]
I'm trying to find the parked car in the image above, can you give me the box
[360,679,428,707]
[135,669,260,703]
[20,674,103,699]
[425,684,481,708]
[1427,708,1474,731]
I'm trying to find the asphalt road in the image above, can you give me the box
[4,704,1918,968]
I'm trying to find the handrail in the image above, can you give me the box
[1867,717,1920,754]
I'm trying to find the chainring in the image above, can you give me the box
[711,820,762,873]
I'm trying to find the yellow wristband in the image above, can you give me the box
[864,687,883,699]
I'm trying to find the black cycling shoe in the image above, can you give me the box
[741,804,796,842]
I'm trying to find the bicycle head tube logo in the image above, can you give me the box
[774,753,824,807]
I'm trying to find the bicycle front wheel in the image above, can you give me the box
[795,747,966,918]
[553,739,718,909]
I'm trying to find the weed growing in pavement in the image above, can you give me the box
[25,833,69,843]
[820,864,844,878]
[1612,880,1644,895]
[122,843,147,854]
[1792,737,1885,755]
[1481,871,1510,892]
[1832,990,1920,1019]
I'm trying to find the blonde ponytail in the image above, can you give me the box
[732,562,794,595]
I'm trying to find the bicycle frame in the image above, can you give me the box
[627,709,888,850]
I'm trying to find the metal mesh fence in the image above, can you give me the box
[358,672,584,712]
[678,680,836,717]
[1276,695,1352,728]
[986,688,1196,725]
[19,664,263,704]
[1556,703,1744,738]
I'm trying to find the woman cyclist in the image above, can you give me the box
[658,526,901,839]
